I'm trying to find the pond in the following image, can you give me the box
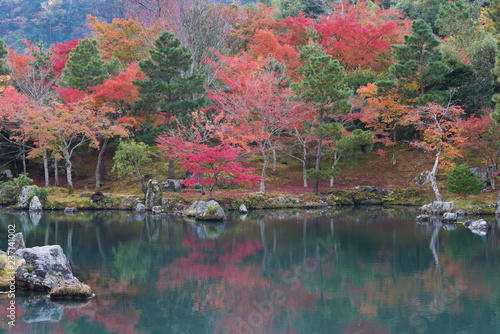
[0,207,499,334]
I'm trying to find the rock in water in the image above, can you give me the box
[441,212,457,222]
[185,200,226,220]
[465,219,490,231]
[14,245,93,299]
[145,179,162,210]
[17,186,34,209]
[239,204,248,214]
[136,203,146,213]
[29,196,43,212]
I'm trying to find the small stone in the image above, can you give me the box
[239,204,248,214]
[136,203,145,213]
[441,212,457,221]
[64,207,77,215]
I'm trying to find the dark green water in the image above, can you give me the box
[0,208,499,334]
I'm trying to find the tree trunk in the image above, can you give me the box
[134,162,147,194]
[260,149,270,194]
[314,112,325,194]
[209,185,215,200]
[21,145,26,174]
[65,155,74,194]
[54,157,59,186]
[488,165,496,190]
[43,149,49,187]
[430,148,443,202]
[95,138,109,189]
[168,159,175,179]
[392,130,397,165]
[303,160,308,188]
[329,154,340,188]
[272,149,277,171]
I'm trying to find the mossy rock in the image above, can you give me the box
[50,282,93,300]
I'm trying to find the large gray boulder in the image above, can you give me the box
[162,179,184,192]
[185,200,226,220]
[17,186,34,209]
[14,245,93,299]
[496,206,500,218]
[420,201,456,215]
[145,179,162,210]
[29,196,43,212]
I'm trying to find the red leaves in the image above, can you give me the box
[174,143,261,196]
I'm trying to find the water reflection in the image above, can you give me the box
[0,208,498,333]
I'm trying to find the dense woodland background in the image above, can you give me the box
[1,0,500,201]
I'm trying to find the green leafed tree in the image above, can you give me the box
[133,30,206,179]
[0,37,8,76]
[488,0,500,124]
[133,31,206,124]
[112,140,152,194]
[292,44,351,194]
[60,38,118,92]
[447,164,484,200]
[389,19,451,105]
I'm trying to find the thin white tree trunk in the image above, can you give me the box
[260,149,270,194]
[65,155,73,194]
[43,149,49,187]
[430,148,443,202]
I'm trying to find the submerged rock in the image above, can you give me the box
[18,295,64,323]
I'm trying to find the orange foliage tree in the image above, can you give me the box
[209,56,312,194]
[402,103,464,201]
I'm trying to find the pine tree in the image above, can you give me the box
[133,31,206,123]
[488,0,500,124]
[60,38,114,92]
[292,44,351,194]
[133,31,206,179]
[447,164,484,200]
[389,19,451,105]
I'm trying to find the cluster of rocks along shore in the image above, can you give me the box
[417,201,496,236]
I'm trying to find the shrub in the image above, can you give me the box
[447,164,484,200]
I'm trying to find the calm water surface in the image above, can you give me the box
[0,207,499,334]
